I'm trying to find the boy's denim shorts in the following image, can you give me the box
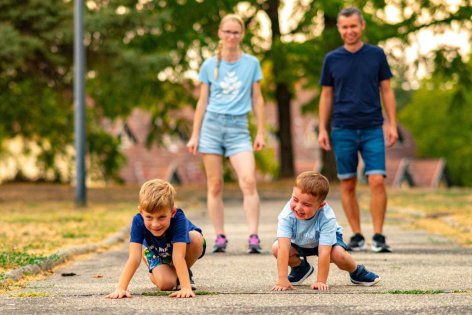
[198,111,253,158]
[291,233,348,257]
[330,127,386,180]
[144,238,206,273]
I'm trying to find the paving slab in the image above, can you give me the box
[1,198,471,314]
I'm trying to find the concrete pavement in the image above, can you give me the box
[1,196,471,314]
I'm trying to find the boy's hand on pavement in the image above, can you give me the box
[169,288,196,298]
[271,279,295,291]
[311,282,329,291]
[106,288,132,299]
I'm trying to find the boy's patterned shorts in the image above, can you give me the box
[143,248,172,273]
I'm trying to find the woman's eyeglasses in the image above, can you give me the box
[221,30,242,38]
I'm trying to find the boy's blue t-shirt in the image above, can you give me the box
[320,44,393,129]
[198,53,263,115]
[276,201,343,248]
[130,209,201,263]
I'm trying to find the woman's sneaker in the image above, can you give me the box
[247,234,262,254]
[371,233,392,253]
[212,234,228,253]
[350,265,380,286]
[347,233,368,251]
[288,259,314,285]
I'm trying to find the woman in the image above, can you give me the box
[187,14,265,254]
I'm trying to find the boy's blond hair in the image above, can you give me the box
[138,179,175,213]
[295,171,330,201]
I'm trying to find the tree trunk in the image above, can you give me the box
[266,0,295,178]
[276,82,295,178]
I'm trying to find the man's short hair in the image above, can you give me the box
[295,171,330,201]
[337,7,364,23]
[138,179,175,213]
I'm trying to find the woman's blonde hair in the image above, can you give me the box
[295,172,330,202]
[214,14,245,80]
[138,179,175,213]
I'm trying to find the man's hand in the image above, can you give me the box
[106,288,132,299]
[271,278,295,291]
[311,281,329,291]
[385,125,398,147]
[318,129,331,151]
[169,288,196,298]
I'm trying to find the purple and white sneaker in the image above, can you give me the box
[247,234,262,254]
[213,234,228,253]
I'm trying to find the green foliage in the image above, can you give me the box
[399,57,472,186]
[1,0,471,182]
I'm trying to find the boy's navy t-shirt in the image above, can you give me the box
[130,209,201,264]
[320,44,393,129]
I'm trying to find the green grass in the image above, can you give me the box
[0,252,59,270]
[10,291,49,297]
[386,290,444,294]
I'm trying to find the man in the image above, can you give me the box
[317,7,398,253]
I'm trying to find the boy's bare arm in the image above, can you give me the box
[271,238,294,291]
[106,242,142,299]
[311,245,331,291]
[169,242,195,298]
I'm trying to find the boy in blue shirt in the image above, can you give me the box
[107,179,205,299]
[271,172,380,291]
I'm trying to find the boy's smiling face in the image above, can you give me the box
[290,187,324,220]
[140,207,176,237]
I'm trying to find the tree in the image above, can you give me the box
[1,0,471,182]
[399,53,472,186]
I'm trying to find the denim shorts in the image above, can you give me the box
[331,127,386,180]
[291,233,348,257]
[198,111,253,158]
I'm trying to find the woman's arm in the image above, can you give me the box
[187,83,209,154]
[252,81,265,151]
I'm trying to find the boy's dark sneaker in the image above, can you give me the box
[175,269,196,291]
[347,233,367,251]
[288,259,314,285]
[371,233,392,253]
[212,234,228,253]
[350,265,380,286]
[247,234,262,254]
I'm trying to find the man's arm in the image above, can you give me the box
[311,245,331,291]
[252,81,265,151]
[106,242,142,299]
[380,79,398,147]
[271,237,294,291]
[169,242,195,298]
[318,86,334,151]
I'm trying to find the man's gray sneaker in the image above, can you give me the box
[371,233,392,253]
[347,233,368,251]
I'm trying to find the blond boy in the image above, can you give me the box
[107,179,205,299]
[272,172,380,291]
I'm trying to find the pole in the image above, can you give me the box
[74,0,86,206]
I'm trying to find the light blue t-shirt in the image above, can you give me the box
[198,53,263,115]
[276,201,343,248]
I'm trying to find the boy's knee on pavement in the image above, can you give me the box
[151,268,176,291]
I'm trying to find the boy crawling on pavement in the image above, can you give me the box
[107,179,205,299]
[271,172,380,291]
